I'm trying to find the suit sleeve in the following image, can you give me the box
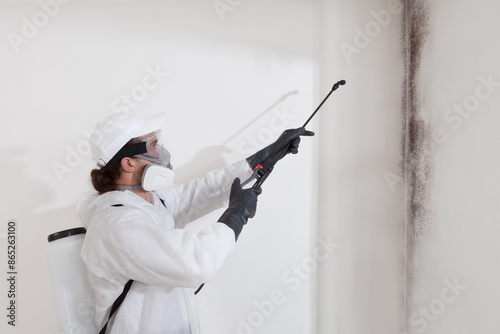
[164,160,253,228]
[85,207,236,289]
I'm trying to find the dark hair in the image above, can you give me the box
[90,162,122,194]
[90,138,142,194]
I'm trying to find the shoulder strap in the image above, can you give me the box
[99,199,167,332]
[194,283,205,295]
[111,198,167,209]
[99,279,134,334]
[99,203,135,334]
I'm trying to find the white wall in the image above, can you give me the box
[404,1,500,333]
[317,0,405,333]
[317,1,500,334]
[0,1,319,333]
[2,1,500,334]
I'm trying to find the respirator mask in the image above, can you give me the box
[112,130,175,191]
[135,131,175,191]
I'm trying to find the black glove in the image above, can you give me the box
[247,127,315,171]
[218,178,262,240]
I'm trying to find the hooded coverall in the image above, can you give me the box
[78,161,252,333]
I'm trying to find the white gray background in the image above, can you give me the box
[0,1,499,334]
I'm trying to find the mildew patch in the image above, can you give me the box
[400,0,433,330]
[403,0,433,239]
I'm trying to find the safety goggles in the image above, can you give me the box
[135,132,172,168]
[105,130,171,168]
[137,130,162,159]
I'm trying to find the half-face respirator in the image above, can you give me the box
[109,130,175,191]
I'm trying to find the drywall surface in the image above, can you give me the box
[402,1,500,333]
[1,1,499,333]
[0,1,318,333]
[318,1,500,333]
[317,0,405,333]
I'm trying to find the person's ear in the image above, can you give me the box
[120,157,136,173]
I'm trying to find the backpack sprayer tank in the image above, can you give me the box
[47,228,99,334]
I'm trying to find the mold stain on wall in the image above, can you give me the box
[400,0,433,329]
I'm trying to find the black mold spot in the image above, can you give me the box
[400,0,433,328]
[404,0,433,237]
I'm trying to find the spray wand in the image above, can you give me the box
[241,80,346,189]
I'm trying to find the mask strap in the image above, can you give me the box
[106,142,148,167]
[135,154,171,169]
[114,184,143,191]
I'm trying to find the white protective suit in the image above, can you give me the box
[78,161,252,334]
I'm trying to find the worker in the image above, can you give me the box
[77,112,313,333]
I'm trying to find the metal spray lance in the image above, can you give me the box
[241,80,346,188]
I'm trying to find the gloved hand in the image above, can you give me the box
[247,127,315,171]
[218,178,262,241]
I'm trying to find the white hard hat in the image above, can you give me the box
[89,112,167,168]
